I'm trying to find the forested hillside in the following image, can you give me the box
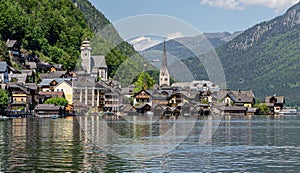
[216,2,300,104]
[0,0,93,70]
[0,0,148,86]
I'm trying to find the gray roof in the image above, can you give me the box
[51,64,63,69]
[6,40,17,48]
[7,82,37,94]
[40,71,67,79]
[265,96,285,104]
[39,78,72,87]
[25,62,37,69]
[73,76,104,88]
[0,62,8,72]
[91,56,107,68]
[8,74,28,83]
[21,70,33,76]
[218,89,255,103]
[34,104,63,111]
[8,66,21,74]
[25,83,38,90]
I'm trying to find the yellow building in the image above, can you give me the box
[54,80,73,104]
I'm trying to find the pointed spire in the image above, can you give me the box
[162,39,167,70]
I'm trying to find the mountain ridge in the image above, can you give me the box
[217,2,300,104]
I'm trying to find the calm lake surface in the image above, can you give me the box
[1,115,300,172]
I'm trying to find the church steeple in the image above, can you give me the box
[81,38,92,74]
[159,40,170,87]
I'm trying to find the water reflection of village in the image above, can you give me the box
[0,117,84,171]
[0,115,291,172]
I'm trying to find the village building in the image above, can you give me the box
[72,76,106,113]
[133,89,152,106]
[38,91,65,104]
[21,70,35,83]
[8,74,28,83]
[6,39,20,57]
[100,80,122,112]
[7,83,38,113]
[38,78,72,92]
[34,104,64,118]
[80,39,108,80]
[54,80,73,104]
[265,96,285,114]
[0,61,8,83]
[50,64,64,72]
[25,61,37,70]
[218,89,256,108]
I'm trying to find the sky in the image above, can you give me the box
[89,0,299,51]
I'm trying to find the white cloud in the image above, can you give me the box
[129,36,162,51]
[166,32,184,40]
[200,0,298,12]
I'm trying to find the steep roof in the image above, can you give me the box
[6,40,17,48]
[0,62,8,72]
[7,82,36,94]
[218,89,255,103]
[25,62,37,69]
[39,78,72,87]
[265,96,285,104]
[34,104,63,111]
[21,70,33,76]
[39,91,65,98]
[40,71,67,79]
[8,74,28,83]
[92,56,107,68]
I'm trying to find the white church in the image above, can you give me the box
[80,39,108,81]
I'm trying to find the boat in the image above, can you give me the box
[278,109,298,116]
[50,115,59,119]
[0,116,10,121]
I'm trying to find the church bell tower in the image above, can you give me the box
[81,39,92,74]
[159,40,170,87]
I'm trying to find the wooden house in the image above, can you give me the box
[133,89,152,106]
[265,96,285,114]
[7,83,38,113]
[34,104,64,118]
[218,89,255,108]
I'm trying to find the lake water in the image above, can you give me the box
[1,115,300,172]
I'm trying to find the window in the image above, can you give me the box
[61,89,63,92]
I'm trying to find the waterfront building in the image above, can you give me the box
[7,82,38,112]
[72,76,106,113]
[34,104,64,118]
[265,95,285,114]
[217,89,255,108]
